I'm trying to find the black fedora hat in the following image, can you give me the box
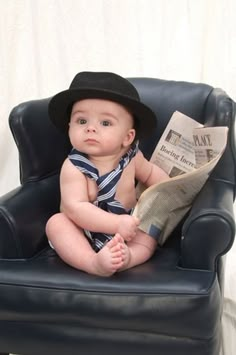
[48,71,157,138]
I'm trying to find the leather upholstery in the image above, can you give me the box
[0,78,235,355]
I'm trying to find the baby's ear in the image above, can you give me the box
[123,129,136,147]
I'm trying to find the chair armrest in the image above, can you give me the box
[181,178,235,270]
[0,174,60,259]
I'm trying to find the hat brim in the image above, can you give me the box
[48,88,157,139]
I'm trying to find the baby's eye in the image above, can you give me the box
[101,120,112,126]
[78,118,87,125]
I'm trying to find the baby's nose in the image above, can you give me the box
[86,125,96,133]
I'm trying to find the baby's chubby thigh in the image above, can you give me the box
[45,211,85,249]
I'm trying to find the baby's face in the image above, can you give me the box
[68,98,136,157]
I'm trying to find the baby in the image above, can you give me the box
[46,71,169,276]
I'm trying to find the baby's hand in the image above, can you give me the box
[117,215,140,241]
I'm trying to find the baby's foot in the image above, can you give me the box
[92,235,124,276]
[114,233,131,271]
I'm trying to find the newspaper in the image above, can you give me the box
[133,111,228,246]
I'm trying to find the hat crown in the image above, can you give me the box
[49,71,157,138]
[69,71,140,102]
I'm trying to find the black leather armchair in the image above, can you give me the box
[0,78,235,355]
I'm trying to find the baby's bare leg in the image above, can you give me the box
[46,212,124,276]
[118,230,157,271]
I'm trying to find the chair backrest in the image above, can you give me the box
[9,78,236,193]
[9,98,71,184]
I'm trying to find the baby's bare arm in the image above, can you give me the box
[135,151,169,187]
[60,159,138,238]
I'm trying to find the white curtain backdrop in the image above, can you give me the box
[0,1,235,354]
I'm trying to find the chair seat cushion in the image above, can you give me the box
[0,245,221,342]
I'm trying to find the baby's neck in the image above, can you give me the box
[89,148,129,175]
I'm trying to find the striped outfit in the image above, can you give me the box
[68,142,139,252]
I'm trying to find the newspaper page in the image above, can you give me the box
[133,111,228,245]
[136,111,203,198]
[150,111,203,176]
